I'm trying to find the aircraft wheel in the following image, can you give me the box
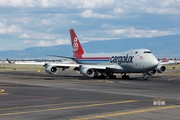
[100,75,106,79]
[122,75,129,79]
[143,77,148,80]
[109,75,116,79]
[93,76,99,79]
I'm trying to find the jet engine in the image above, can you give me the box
[80,66,95,78]
[45,65,58,74]
[146,64,166,76]
[156,65,166,73]
[146,69,157,76]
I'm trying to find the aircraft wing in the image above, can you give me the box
[80,64,123,70]
[45,62,124,74]
[44,63,80,72]
[45,63,123,70]
[81,64,124,73]
[159,62,169,65]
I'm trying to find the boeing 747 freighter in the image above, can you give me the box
[44,29,166,80]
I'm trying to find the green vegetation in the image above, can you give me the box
[164,64,180,70]
[0,64,44,72]
[0,64,179,73]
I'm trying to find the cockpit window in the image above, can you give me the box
[143,51,152,53]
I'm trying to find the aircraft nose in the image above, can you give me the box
[153,58,158,67]
[145,55,159,70]
[150,57,159,68]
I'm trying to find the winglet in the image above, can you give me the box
[70,29,85,58]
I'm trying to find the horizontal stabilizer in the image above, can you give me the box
[46,54,76,60]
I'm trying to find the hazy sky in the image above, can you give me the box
[0,0,180,50]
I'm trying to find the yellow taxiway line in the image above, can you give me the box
[0,100,137,117]
[74,105,180,120]
[0,89,10,95]
[0,89,5,93]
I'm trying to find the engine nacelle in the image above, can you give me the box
[146,69,157,76]
[45,65,58,74]
[80,66,95,78]
[156,65,166,73]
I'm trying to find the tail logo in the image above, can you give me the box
[73,37,78,51]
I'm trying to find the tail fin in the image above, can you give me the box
[70,29,85,58]
[6,58,11,63]
[163,58,168,62]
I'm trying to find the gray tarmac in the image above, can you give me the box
[0,70,180,120]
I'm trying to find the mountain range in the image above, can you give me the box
[1,34,180,59]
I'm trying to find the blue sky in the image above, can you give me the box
[0,0,180,51]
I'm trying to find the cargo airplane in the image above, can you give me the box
[44,29,166,80]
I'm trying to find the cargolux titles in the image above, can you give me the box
[110,54,134,64]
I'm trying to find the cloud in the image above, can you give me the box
[80,10,114,18]
[0,0,116,8]
[71,20,77,23]
[55,39,71,45]
[113,8,124,14]
[144,4,180,15]
[23,40,32,44]
[75,0,116,9]
[36,40,53,47]
[19,33,31,38]
[0,0,54,7]
[0,0,180,51]
[82,37,119,41]
[110,0,180,15]
[36,39,70,47]
[0,0,179,16]
[18,32,57,39]
[12,17,35,25]
[0,22,22,34]
[41,19,54,25]
[110,27,175,38]
[0,47,4,51]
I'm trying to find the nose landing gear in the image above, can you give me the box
[143,73,148,80]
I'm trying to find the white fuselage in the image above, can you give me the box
[75,49,158,73]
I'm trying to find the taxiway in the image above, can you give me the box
[0,71,179,120]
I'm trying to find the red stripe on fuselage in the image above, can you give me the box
[77,57,110,60]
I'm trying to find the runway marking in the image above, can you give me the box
[73,105,180,120]
[0,100,138,117]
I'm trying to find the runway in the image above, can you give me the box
[0,71,180,120]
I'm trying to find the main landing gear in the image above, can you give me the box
[122,73,129,79]
[122,73,148,80]
[109,75,116,79]
[107,73,116,79]
[93,73,116,79]
[93,72,148,80]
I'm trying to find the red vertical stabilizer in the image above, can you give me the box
[70,29,85,58]
[163,58,168,62]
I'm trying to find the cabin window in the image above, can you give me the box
[143,51,152,53]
